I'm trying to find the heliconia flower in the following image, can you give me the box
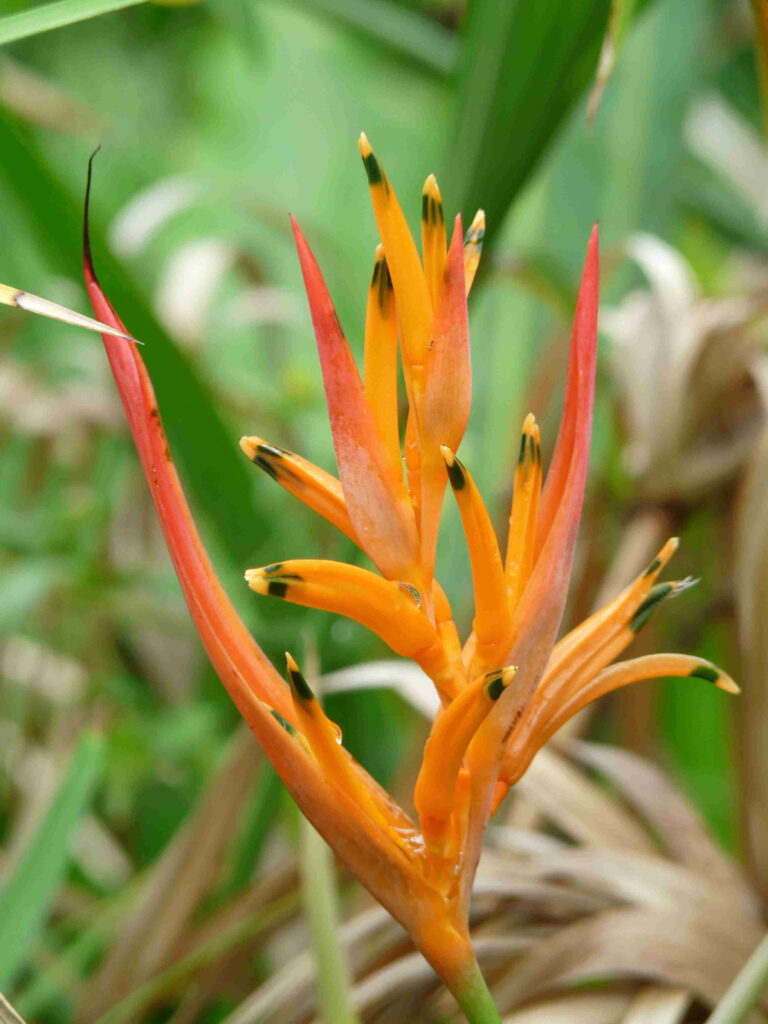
[1,142,738,1024]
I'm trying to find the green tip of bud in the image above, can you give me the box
[629,583,673,632]
[286,653,315,701]
[441,446,466,490]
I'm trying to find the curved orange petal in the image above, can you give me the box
[363,246,400,471]
[497,654,739,796]
[239,435,357,543]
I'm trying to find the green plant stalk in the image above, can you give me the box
[751,0,768,140]
[0,731,103,990]
[452,958,503,1024]
[707,931,768,1024]
[300,818,359,1024]
[0,0,145,45]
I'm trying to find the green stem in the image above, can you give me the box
[453,958,503,1024]
[0,0,146,45]
[707,930,768,1024]
[300,818,359,1024]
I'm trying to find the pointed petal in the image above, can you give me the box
[494,543,694,805]
[534,227,599,559]
[363,246,401,470]
[285,653,404,839]
[419,218,472,572]
[460,225,599,911]
[442,447,511,673]
[540,536,679,688]
[422,218,471,449]
[463,210,485,296]
[0,282,137,342]
[291,217,421,583]
[505,413,542,612]
[246,559,456,696]
[81,174,441,946]
[414,666,516,858]
[239,436,357,543]
[498,654,739,794]
[421,174,447,313]
[358,133,432,372]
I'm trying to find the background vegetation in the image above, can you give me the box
[1,0,768,1021]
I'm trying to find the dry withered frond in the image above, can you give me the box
[78,725,264,1022]
[602,233,767,501]
[735,356,768,908]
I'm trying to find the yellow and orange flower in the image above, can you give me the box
[1,139,737,1023]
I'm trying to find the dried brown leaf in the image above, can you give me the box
[620,985,690,1024]
[735,356,768,907]
[566,740,754,908]
[503,987,635,1023]
[493,905,766,1015]
[80,725,262,1022]
[516,748,659,854]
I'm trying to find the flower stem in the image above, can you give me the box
[707,930,768,1024]
[300,816,359,1024]
[453,958,503,1024]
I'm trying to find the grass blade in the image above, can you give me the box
[446,0,611,249]
[0,108,263,572]
[300,817,359,1024]
[0,0,145,46]
[0,993,28,1024]
[0,731,104,990]
[290,0,456,76]
[706,931,768,1024]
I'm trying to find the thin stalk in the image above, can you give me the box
[0,993,28,1024]
[299,818,359,1024]
[453,958,503,1024]
[751,0,768,141]
[707,931,768,1024]
[0,0,145,45]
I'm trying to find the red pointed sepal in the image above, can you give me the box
[459,225,599,911]
[419,216,472,572]
[291,217,422,586]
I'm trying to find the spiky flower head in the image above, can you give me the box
[0,139,736,1022]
